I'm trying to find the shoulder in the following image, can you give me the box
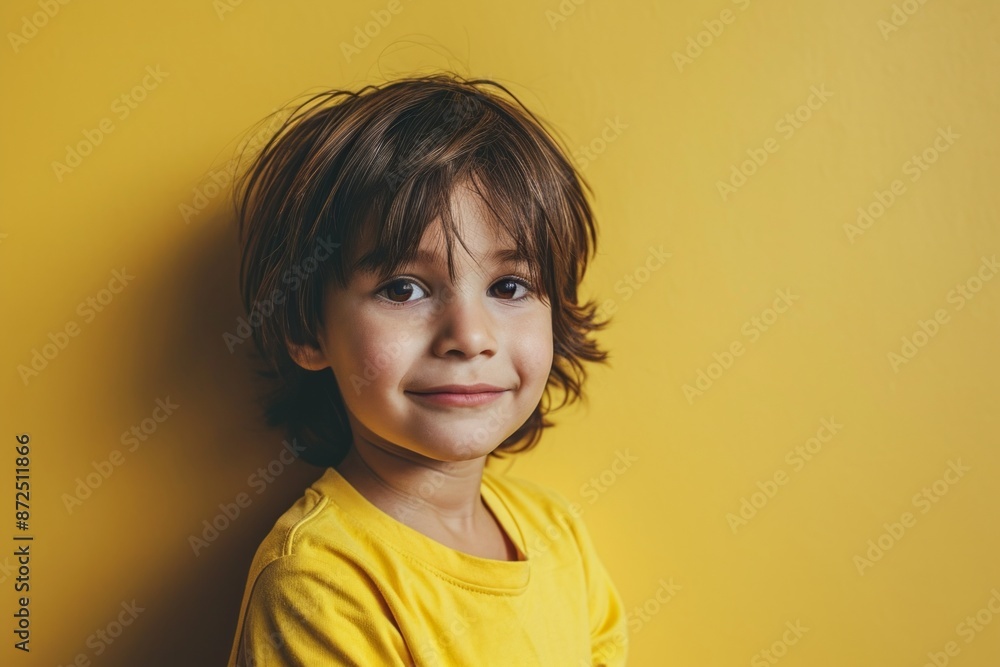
[484,465,570,502]
[240,479,390,622]
[482,466,581,527]
[243,469,371,584]
[247,477,331,564]
[248,551,385,613]
[234,550,404,666]
[483,467,613,563]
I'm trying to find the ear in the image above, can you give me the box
[286,338,330,372]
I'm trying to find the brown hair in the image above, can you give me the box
[232,72,610,467]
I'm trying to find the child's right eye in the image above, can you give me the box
[376,278,426,306]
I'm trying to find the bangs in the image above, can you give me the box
[320,88,571,304]
[343,166,549,300]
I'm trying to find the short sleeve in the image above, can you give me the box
[532,484,629,667]
[572,513,629,666]
[233,554,413,667]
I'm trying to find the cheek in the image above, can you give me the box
[510,310,554,380]
[329,311,416,391]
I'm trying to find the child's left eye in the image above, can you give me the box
[490,276,533,300]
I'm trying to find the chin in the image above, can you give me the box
[410,437,500,463]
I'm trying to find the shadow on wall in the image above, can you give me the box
[107,210,328,667]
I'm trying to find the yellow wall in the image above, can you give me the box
[2,0,998,665]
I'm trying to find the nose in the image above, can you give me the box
[430,285,499,359]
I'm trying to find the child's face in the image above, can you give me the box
[291,183,554,464]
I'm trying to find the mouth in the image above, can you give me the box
[409,383,507,394]
[405,385,509,407]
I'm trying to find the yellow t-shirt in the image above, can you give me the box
[226,464,628,666]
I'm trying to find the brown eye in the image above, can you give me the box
[490,277,531,300]
[379,279,425,303]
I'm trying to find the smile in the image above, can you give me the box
[405,390,507,407]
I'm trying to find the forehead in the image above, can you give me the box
[402,244,529,266]
[347,232,530,282]
[348,183,532,278]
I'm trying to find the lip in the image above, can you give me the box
[410,384,507,394]
[406,384,509,407]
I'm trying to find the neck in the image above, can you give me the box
[335,437,489,532]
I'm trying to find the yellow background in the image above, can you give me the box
[2,0,999,665]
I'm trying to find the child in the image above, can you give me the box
[226,72,628,666]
